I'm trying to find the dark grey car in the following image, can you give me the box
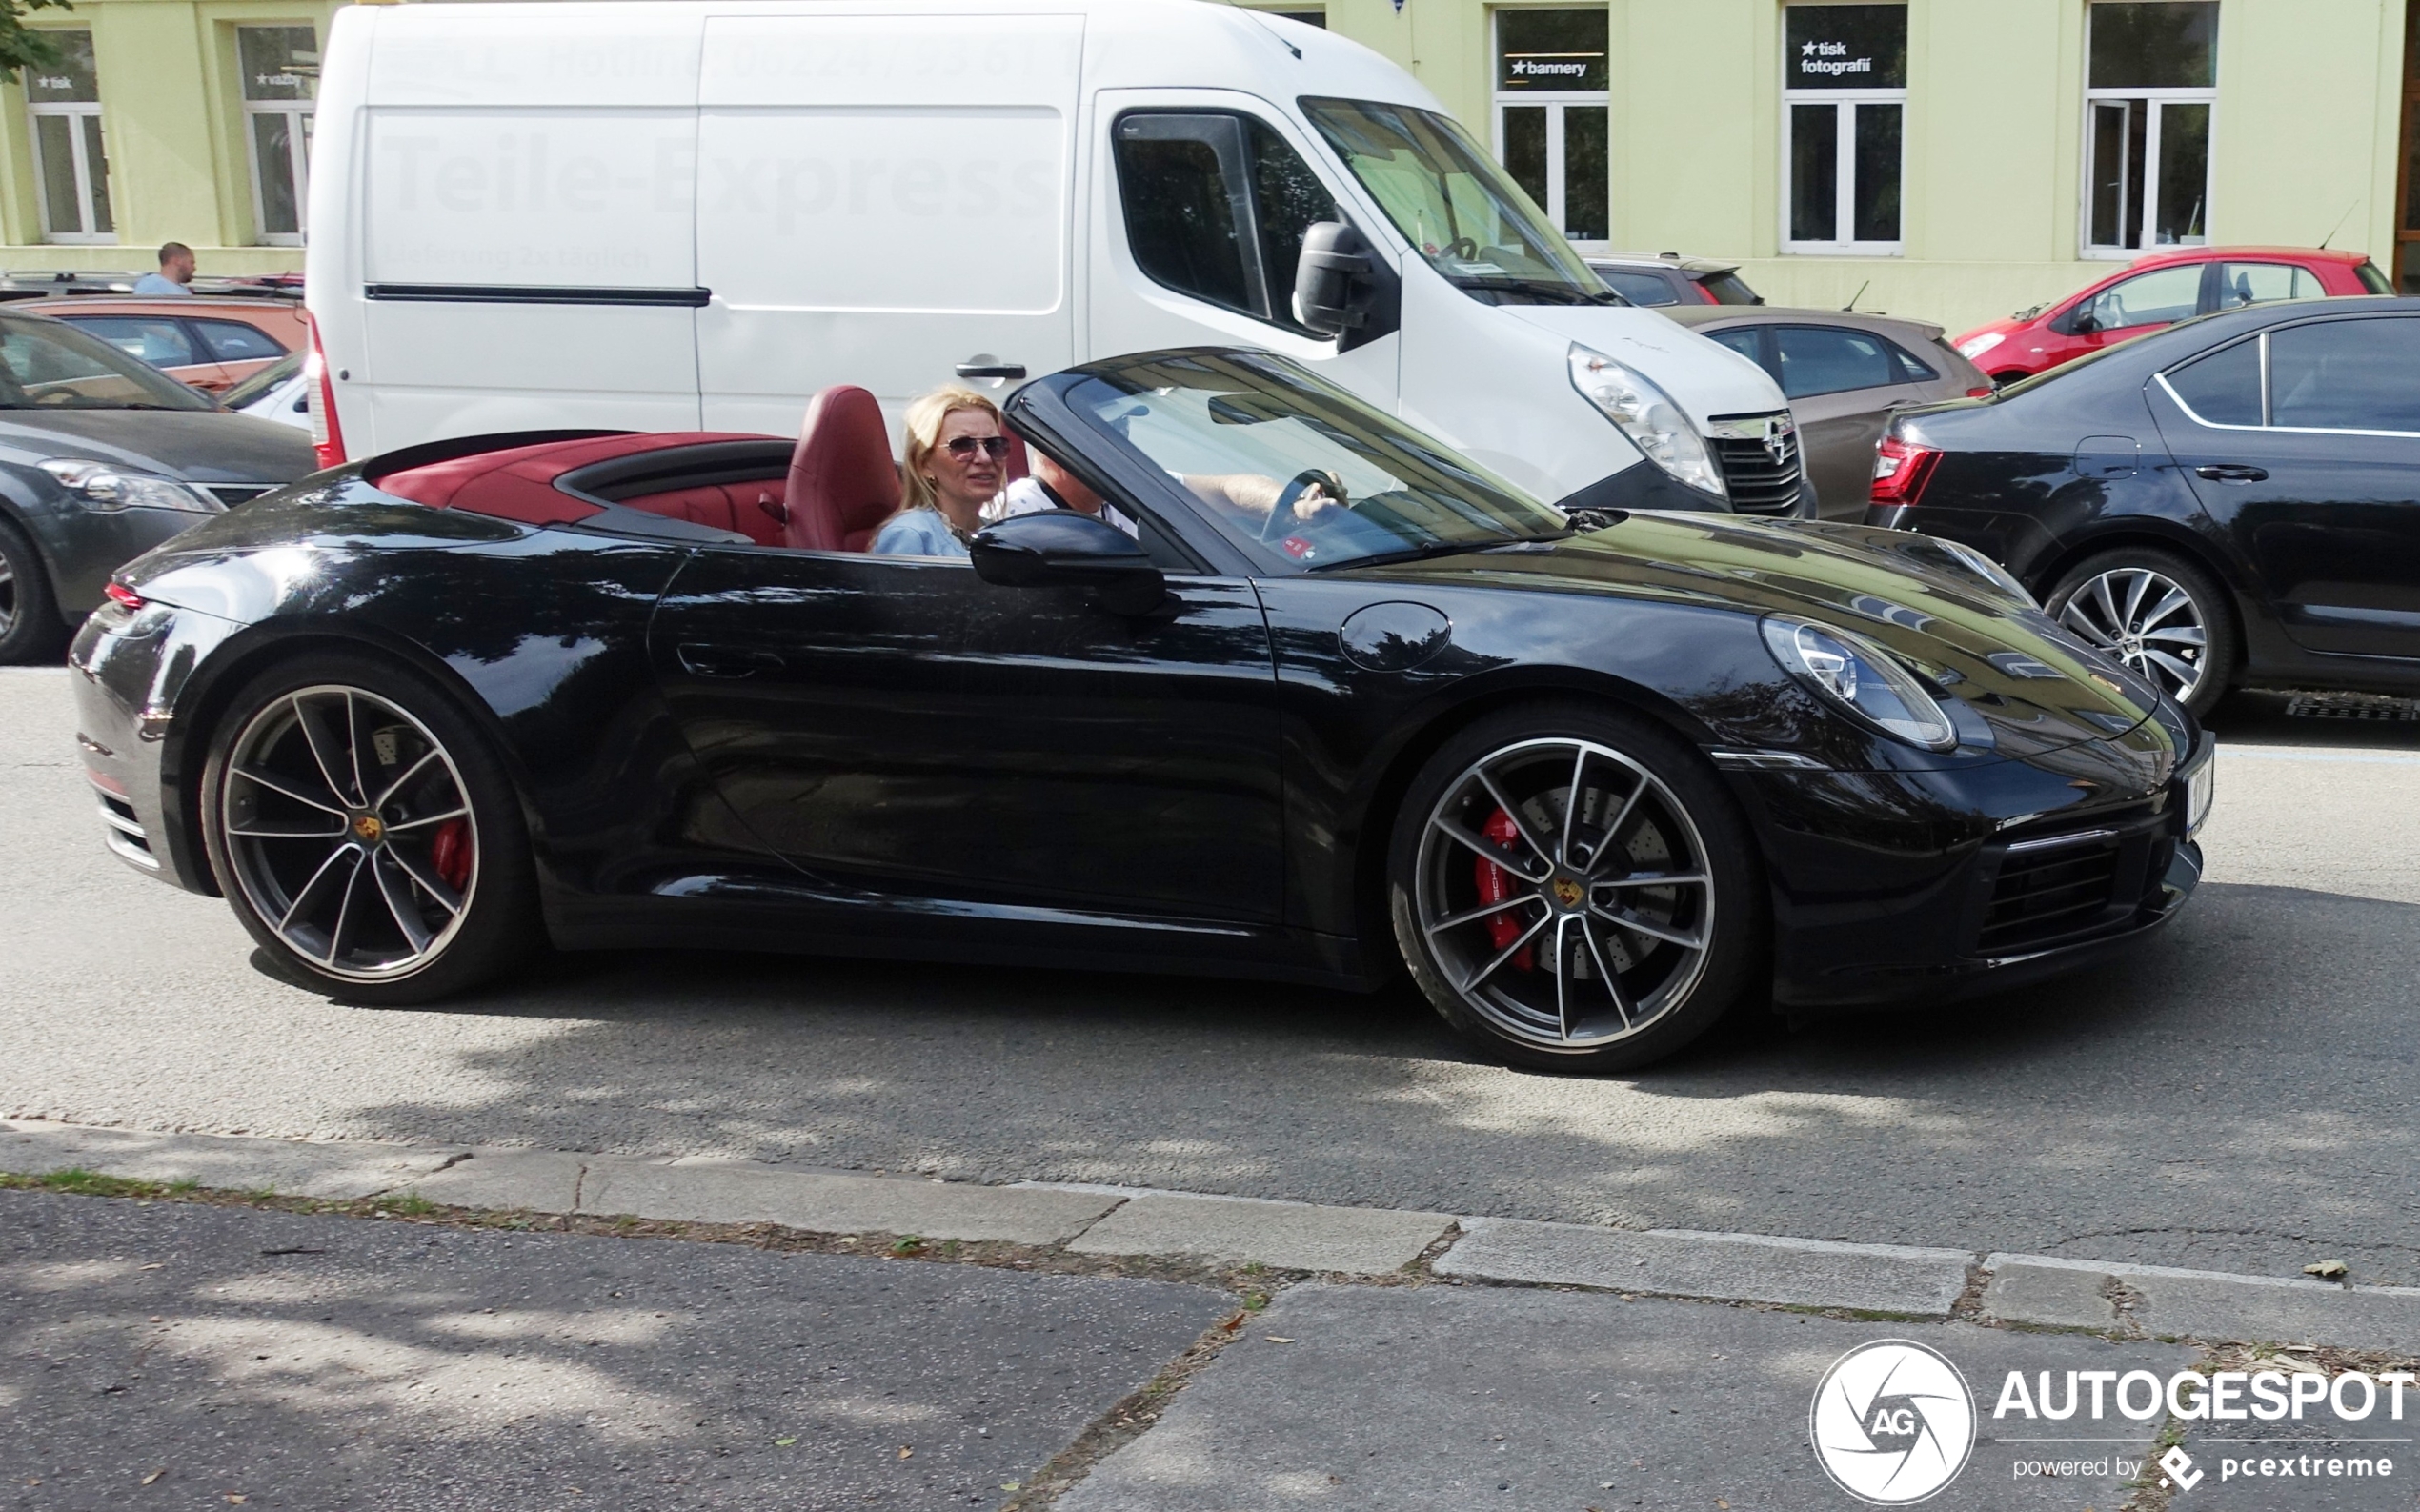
[0,311,313,661]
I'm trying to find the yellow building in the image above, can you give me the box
[0,0,340,276]
[1248,0,2419,331]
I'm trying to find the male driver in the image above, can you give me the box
[988,448,1139,536]
[131,242,194,297]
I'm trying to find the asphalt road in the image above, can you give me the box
[6,667,2417,1285]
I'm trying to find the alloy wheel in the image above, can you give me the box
[218,684,478,981]
[0,549,15,638]
[1412,736,1714,1051]
[2056,566,2208,702]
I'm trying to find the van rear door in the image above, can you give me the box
[352,6,706,446]
[694,14,1082,431]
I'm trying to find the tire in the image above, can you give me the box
[199,652,537,1004]
[2043,546,2237,718]
[1387,701,1766,1073]
[0,514,67,665]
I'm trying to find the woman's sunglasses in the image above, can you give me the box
[942,435,1011,460]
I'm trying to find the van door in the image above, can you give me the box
[1088,91,1396,411]
[353,8,706,448]
[694,14,1082,433]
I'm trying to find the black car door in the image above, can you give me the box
[2151,312,2420,658]
[646,543,1286,922]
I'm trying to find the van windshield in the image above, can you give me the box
[1301,97,1615,308]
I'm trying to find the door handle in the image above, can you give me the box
[955,360,1027,381]
[676,643,783,678]
[2194,464,2269,483]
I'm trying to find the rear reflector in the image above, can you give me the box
[1870,435,1943,507]
[306,313,345,471]
[1966,386,1995,398]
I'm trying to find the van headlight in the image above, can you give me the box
[1567,343,1726,500]
[40,459,221,514]
[1762,615,1959,752]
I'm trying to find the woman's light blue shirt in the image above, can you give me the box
[870,509,969,558]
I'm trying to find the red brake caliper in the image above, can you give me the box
[1475,808,1534,971]
[431,817,474,893]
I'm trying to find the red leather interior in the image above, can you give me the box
[786,386,899,553]
[372,433,782,532]
[1004,431,1030,483]
[615,481,789,547]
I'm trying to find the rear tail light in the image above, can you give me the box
[1966,385,1995,399]
[1870,435,1942,507]
[103,581,145,611]
[305,313,345,471]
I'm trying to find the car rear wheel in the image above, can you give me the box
[0,515,66,664]
[2044,547,2236,716]
[200,654,537,1003]
[1387,703,1765,1073]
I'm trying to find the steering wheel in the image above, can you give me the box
[1443,236,1479,261]
[1261,468,1349,544]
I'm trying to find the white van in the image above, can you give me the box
[305,0,1805,514]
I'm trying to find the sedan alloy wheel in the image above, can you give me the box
[2056,567,2208,702]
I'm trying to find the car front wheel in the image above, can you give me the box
[200,654,537,1003]
[0,515,65,664]
[1388,703,1765,1072]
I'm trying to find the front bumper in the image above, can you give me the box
[1754,730,2212,1011]
[68,595,245,894]
[22,499,218,617]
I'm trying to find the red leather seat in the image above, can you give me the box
[785,386,899,553]
[1004,430,1030,484]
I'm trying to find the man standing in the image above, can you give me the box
[131,243,194,297]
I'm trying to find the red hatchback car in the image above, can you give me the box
[1950,246,2390,384]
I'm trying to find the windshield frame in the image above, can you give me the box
[1300,96,1613,305]
[1024,347,1571,577]
[0,312,219,412]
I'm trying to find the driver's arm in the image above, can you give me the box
[1180,473,1337,520]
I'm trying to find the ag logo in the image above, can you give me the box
[1809,1340,1975,1504]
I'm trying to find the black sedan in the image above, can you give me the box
[1865,296,2420,716]
[71,349,2210,1072]
[0,310,313,662]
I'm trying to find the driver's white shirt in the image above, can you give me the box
[985,477,1139,537]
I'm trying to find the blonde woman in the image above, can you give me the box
[872,385,1010,557]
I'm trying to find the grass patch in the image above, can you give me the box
[387,1193,438,1217]
[5,1168,168,1199]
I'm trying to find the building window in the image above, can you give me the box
[26,30,112,243]
[2085,2,2217,255]
[1493,9,1608,245]
[238,25,318,244]
[1782,4,1906,254]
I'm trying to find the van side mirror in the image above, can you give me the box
[970,510,1168,616]
[1293,221,1399,352]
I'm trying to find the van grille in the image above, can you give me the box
[1707,414,1804,515]
[1977,835,2121,953]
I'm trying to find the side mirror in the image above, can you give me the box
[970,509,1168,616]
[2067,309,2101,335]
[1293,221,1398,351]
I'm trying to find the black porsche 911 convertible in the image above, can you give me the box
[70,348,2212,1071]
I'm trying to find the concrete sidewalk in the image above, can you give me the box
[10,1118,2420,1355]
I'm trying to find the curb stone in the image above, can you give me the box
[10,1119,2420,1350]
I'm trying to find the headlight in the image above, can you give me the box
[1932,538,2036,607]
[1567,343,1726,499]
[1955,332,2006,360]
[40,458,220,514]
[1762,615,1959,751]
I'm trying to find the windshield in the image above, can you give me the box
[1302,97,1612,305]
[1069,350,1568,571]
[219,351,302,410]
[0,317,214,410]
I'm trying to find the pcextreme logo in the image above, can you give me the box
[1809,1341,1977,1504]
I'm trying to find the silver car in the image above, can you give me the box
[1661,306,1993,520]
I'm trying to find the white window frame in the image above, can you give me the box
[1490,10,1611,250]
[26,33,111,245]
[2080,1,2217,259]
[1780,88,1906,256]
[236,25,315,246]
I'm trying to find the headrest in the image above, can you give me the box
[785,386,900,553]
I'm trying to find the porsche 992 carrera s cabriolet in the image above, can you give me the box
[70,349,2213,1071]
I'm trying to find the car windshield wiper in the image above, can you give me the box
[1447,274,1622,307]
[1307,530,1574,572]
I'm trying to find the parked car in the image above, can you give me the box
[75,347,2208,1072]
[27,296,307,394]
[222,353,309,432]
[1865,296,2420,717]
[1950,247,2390,385]
[1661,306,1992,520]
[305,0,1805,516]
[1584,253,1764,308]
[0,310,313,662]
